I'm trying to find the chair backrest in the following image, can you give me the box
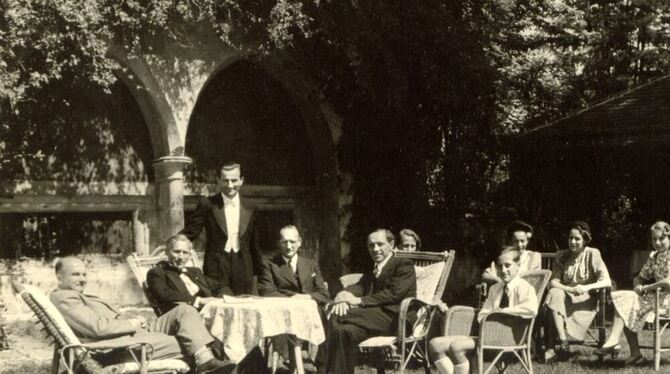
[339,250,456,305]
[540,252,556,270]
[19,284,81,347]
[520,269,552,300]
[15,283,105,373]
[127,246,200,314]
[395,250,456,305]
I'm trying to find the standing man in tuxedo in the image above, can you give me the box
[324,229,417,374]
[258,225,329,304]
[181,163,261,295]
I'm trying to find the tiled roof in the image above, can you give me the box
[519,75,670,149]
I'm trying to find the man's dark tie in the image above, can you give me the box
[499,285,509,308]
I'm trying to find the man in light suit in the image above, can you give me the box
[324,229,417,374]
[50,257,234,373]
[258,225,329,304]
[181,163,261,295]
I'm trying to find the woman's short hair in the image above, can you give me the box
[650,221,670,238]
[506,220,533,239]
[398,228,422,251]
[568,221,592,244]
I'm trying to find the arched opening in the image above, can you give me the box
[185,60,318,258]
[0,79,152,258]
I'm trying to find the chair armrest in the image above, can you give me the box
[61,341,155,374]
[444,306,478,337]
[397,297,432,341]
[479,311,533,346]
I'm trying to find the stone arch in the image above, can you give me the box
[107,45,182,160]
[185,55,342,282]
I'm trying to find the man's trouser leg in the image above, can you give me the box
[151,303,214,357]
[326,306,395,374]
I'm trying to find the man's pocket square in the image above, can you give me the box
[311,273,316,277]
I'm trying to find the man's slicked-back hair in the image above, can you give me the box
[220,162,242,175]
[498,246,521,262]
[279,224,301,239]
[166,233,193,250]
[370,228,395,244]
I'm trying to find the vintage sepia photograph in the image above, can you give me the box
[1,1,670,373]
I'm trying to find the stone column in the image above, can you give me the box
[152,156,192,246]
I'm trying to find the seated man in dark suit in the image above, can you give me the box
[147,234,227,314]
[50,257,233,373]
[258,225,329,304]
[147,234,269,373]
[325,229,417,374]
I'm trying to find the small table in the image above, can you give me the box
[200,296,325,373]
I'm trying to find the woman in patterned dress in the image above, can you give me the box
[482,221,542,283]
[596,221,670,364]
[544,221,612,360]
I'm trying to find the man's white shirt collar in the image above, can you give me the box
[222,193,240,207]
[283,255,299,273]
[501,275,521,291]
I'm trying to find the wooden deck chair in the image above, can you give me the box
[444,269,551,374]
[127,246,200,316]
[13,281,190,374]
[358,250,456,374]
[638,287,670,370]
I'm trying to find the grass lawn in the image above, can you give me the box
[1,329,668,373]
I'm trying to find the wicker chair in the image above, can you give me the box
[13,282,190,374]
[478,252,611,357]
[358,250,456,374]
[637,287,670,370]
[444,269,551,374]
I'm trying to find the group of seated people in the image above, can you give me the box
[46,218,670,373]
[49,226,418,374]
[430,219,670,374]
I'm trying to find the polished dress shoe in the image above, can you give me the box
[195,357,237,374]
[624,354,646,365]
[556,341,571,362]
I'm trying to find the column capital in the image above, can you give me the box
[152,155,193,166]
[152,156,192,180]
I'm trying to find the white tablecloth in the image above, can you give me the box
[200,296,325,363]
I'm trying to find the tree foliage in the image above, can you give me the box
[2,0,670,266]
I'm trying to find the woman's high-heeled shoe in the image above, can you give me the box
[595,344,621,359]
